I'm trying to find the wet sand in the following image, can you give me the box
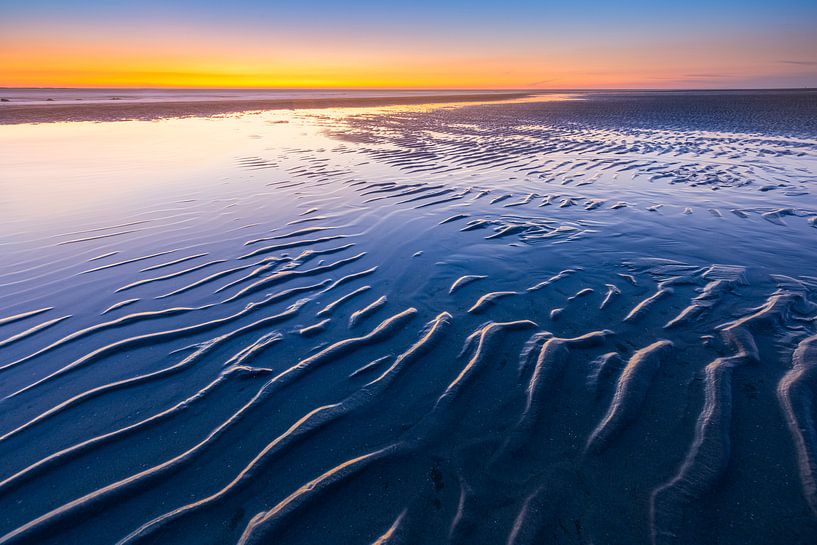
[0,90,534,125]
[0,91,816,545]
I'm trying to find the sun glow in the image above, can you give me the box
[1,1,815,89]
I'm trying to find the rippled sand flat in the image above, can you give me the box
[1,91,816,545]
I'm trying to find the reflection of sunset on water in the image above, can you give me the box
[1,2,816,544]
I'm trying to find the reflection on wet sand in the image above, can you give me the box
[1,91,817,545]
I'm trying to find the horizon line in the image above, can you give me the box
[2,86,816,92]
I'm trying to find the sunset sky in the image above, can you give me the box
[1,0,816,89]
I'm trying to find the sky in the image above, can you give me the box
[1,0,816,89]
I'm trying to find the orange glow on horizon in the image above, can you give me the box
[1,23,813,90]
[3,57,797,91]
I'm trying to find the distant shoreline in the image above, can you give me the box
[2,88,814,125]
[0,91,535,125]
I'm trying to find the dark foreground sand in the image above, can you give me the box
[1,92,816,545]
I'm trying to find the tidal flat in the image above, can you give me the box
[1,90,816,544]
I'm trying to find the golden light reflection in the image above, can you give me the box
[2,98,561,228]
[0,112,318,224]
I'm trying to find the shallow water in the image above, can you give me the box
[0,88,525,106]
[1,91,816,545]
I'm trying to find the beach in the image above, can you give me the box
[1,90,817,544]
[0,89,535,124]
